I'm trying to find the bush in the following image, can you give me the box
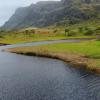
[84,30,94,35]
[0,34,4,38]
[96,27,100,31]
[78,27,85,34]
[0,30,5,33]
[67,31,77,36]
[25,30,29,34]
[83,27,94,36]
[53,29,58,33]
[95,27,100,34]
[64,28,69,36]
[31,29,35,34]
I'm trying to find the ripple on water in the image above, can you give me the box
[0,40,100,100]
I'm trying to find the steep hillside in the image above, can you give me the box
[1,0,100,30]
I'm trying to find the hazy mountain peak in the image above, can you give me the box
[1,0,100,30]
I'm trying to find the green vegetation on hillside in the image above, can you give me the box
[0,19,99,44]
[1,0,100,30]
[0,28,70,44]
[50,19,100,36]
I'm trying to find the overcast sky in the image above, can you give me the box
[0,0,60,26]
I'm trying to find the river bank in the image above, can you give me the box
[6,40,100,74]
[0,43,9,46]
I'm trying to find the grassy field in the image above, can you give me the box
[7,40,100,73]
[0,19,99,44]
[0,35,67,44]
[0,30,94,44]
[0,28,66,44]
[42,40,100,59]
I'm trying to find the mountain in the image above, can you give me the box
[1,0,100,30]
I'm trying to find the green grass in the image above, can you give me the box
[50,19,100,36]
[0,31,94,44]
[0,19,99,44]
[44,40,100,59]
[0,35,66,44]
[37,40,100,68]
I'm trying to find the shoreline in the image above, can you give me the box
[6,48,100,74]
[0,43,9,46]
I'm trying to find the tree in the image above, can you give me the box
[31,29,35,34]
[65,28,69,36]
[84,27,94,36]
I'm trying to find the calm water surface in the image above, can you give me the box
[0,40,100,100]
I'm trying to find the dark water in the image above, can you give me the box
[0,40,100,100]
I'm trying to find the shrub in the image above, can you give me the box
[53,29,58,33]
[0,34,4,38]
[84,27,94,36]
[65,28,69,36]
[31,29,35,34]
[96,27,100,31]
[25,30,29,34]
[78,27,85,34]
[95,27,100,34]
[67,30,77,36]
[84,30,94,35]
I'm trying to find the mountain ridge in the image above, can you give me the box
[1,0,100,30]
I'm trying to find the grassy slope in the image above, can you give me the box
[49,19,100,36]
[7,40,100,73]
